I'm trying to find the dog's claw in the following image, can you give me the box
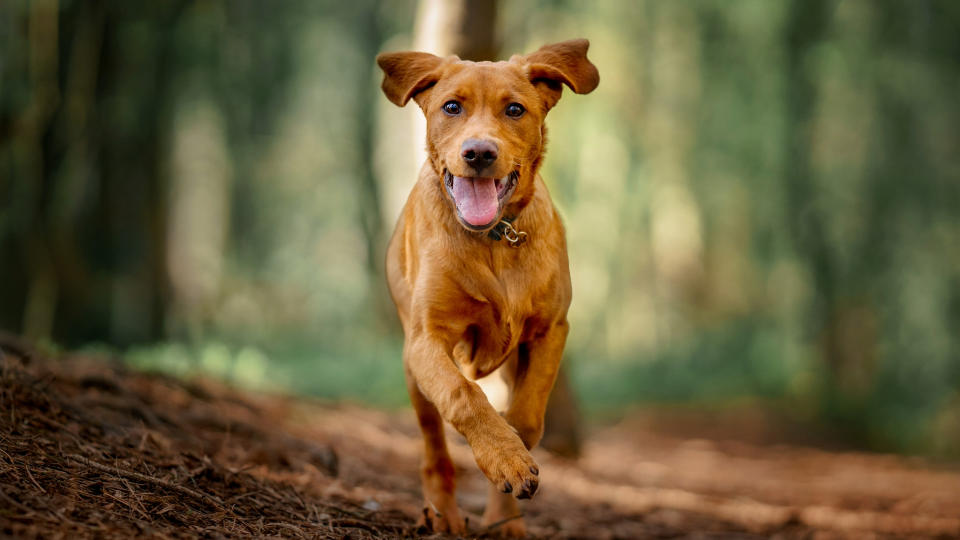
[502,481,513,493]
[530,465,539,475]
[517,478,539,499]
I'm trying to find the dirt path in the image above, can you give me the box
[1,343,958,538]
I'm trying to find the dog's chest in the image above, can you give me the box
[455,265,545,379]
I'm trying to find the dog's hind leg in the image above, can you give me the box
[502,321,568,451]
[405,365,465,534]
[483,482,526,537]
[480,347,527,537]
[483,321,568,536]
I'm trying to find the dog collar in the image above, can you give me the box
[487,216,528,248]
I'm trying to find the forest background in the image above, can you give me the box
[2,0,959,456]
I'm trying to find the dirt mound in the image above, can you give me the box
[2,337,959,539]
[0,340,402,538]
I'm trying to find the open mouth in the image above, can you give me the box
[444,170,519,230]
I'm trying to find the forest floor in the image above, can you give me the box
[2,338,959,539]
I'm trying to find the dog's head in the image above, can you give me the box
[377,39,599,232]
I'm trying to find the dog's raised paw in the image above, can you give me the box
[495,455,539,500]
[516,477,539,499]
[475,435,541,500]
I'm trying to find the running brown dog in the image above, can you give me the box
[376,39,599,537]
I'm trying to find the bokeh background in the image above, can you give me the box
[2,0,959,456]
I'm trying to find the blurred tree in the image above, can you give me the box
[1,1,188,345]
[350,2,393,331]
[782,0,846,394]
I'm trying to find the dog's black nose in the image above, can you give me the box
[461,138,498,171]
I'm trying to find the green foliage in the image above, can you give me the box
[123,338,408,408]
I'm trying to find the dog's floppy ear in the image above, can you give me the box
[376,51,447,107]
[521,39,599,111]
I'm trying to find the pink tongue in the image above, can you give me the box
[451,176,498,226]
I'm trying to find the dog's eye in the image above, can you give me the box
[443,100,463,115]
[505,103,525,118]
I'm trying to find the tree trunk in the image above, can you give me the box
[352,5,394,332]
[783,0,866,415]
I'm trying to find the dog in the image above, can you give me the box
[376,39,599,536]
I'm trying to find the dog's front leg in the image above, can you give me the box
[482,319,568,537]
[405,334,541,499]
